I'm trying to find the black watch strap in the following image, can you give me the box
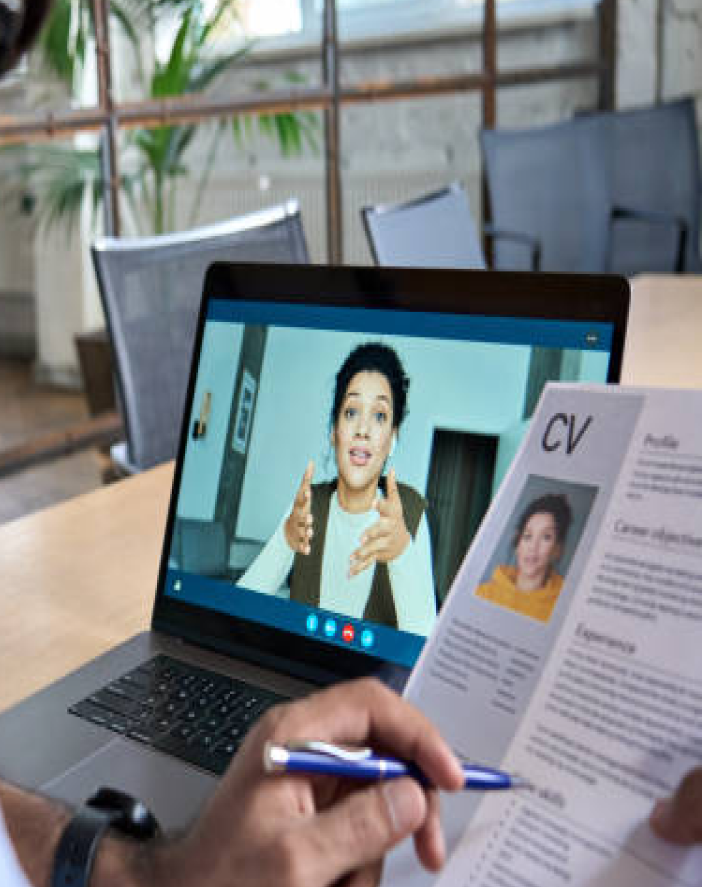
[51,788,159,887]
[51,805,121,887]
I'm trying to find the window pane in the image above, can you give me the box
[315,0,411,9]
[240,0,302,35]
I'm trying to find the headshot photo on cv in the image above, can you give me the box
[475,474,598,624]
[240,341,436,635]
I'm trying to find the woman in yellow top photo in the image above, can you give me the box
[476,492,573,623]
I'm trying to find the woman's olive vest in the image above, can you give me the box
[288,478,427,628]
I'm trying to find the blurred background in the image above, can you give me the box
[0,0,699,522]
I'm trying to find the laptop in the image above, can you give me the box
[0,263,629,831]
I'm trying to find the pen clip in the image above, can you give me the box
[284,741,374,761]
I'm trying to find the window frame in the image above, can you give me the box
[233,0,598,56]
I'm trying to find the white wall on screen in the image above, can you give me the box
[177,321,243,519]
[580,349,611,379]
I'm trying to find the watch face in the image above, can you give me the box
[87,787,160,840]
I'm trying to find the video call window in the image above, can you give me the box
[168,303,613,667]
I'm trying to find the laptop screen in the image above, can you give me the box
[159,265,627,675]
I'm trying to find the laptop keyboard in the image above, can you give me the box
[69,654,288,776]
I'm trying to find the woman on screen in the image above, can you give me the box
[239,341,436,635]
[475,493,572,623]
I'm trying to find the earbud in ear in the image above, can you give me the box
[389,434,397,457]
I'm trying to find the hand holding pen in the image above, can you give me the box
[264,740,530,791]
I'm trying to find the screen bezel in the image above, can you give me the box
[151,262,630,685]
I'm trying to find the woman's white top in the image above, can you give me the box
[240,491,436,636]
[0,803,33,887]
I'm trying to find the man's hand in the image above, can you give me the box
[350,470,411,577]
[147,678,463,887]
[650,767,702,845]
[284,461,315,555]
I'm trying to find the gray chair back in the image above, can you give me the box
[92,200,309,473]
[361,183,486,269]
[481,97,701,274]
[481,115,610,272]
[601,98,701,275]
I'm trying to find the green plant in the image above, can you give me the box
[10,0,317,235]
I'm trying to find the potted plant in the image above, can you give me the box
[17,0,317,235]
[4,0,316,415]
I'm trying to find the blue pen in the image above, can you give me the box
[263,741,531,790]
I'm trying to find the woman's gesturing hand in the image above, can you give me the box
[284,461,315,555]
[350,469,410,577]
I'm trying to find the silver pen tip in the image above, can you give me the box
[510,775,535,790]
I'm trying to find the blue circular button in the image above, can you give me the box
[306,613,319,632]
[324,618,337,638]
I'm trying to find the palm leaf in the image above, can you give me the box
[187,45,250,94]
[152,11,193,98]
[38,0,86,85]
[13,0,316,236]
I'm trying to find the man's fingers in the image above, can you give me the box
[411,787,446,871]
[261,679,464,794]
[343,860,383,887]
[650,768,702,845]
[297,778,427,886]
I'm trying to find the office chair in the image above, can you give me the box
[480,97,701,275]
[361,182,486,269]
[92,200,309,475]
[481,115,609,272]
[599,98,701,276]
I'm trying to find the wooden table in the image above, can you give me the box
[1,274,699,713]
[622,274,702,389]
[0,463,172,712]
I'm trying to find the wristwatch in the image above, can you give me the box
[51,787,160,887]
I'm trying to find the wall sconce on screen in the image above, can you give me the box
[192,391,212,440]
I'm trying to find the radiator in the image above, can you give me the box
[181,169,481,264]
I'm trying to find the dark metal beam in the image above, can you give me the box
[0,60,606,145]
[322,0,343,263]
[482,0,497,265]
[91,0,121,235]
[598,0,617,109]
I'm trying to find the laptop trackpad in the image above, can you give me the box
[41,737,218,832]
